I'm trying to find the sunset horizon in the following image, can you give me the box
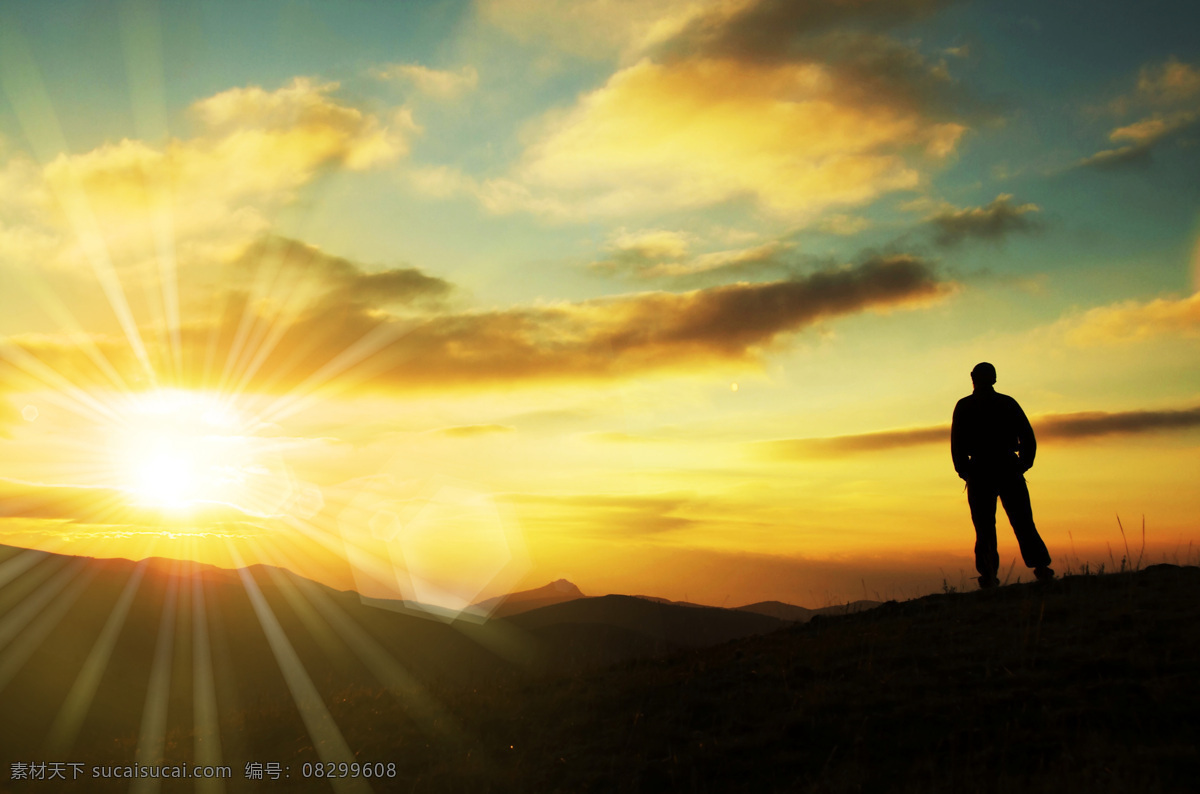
[1,0,1197,614]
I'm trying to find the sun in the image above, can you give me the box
[130,448,201,509]
[114,390,248,511]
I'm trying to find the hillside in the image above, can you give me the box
[3,543,1197,792]
[0,543,788,779]
[736,598,883,622]
[243,563,1199,792]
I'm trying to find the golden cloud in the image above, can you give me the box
[609,228,691,261]
[465,0,971,218]
[1077,144,1155,171]
[814,214,872,236]
[588,228,795,283]
[1109,111,1198,145]
[46,78,406,214]
[511,56,964,216]
[0,77,413,285]
[1085,58,1200,170]
[373,63,480,99]
[1063,292,1200,345]
[478,0,713,60]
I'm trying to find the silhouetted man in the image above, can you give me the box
[951,362,1053,588]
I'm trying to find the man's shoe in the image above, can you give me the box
[1034,566,1055,581]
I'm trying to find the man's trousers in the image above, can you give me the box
[967,474,1051,578]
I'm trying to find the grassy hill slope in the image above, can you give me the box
[309,564,1200,793]
[3,542,1197,792]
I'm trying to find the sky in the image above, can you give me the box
[0,0,1197,611]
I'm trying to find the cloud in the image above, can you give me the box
[0,478,267,526]
[373,64,479,99]
[755,425,949,459]
[464,0,970,218]
[814,214,872,236]
[658,0,953,66]
[652,1,976,123]
[1084,58,1200,170]
[588,229,794,283]
[0,77,414,283]
[755,406,1200,460]
[1136,56,1200,105]
[508,56,965,217]
[929,193,1043,246]
[1077,143,1156,171]
[1037,408,1200,439]
[283,253,951,391]
[232,236,454,311]
[507,490,703,536]
[8,255,952,394]
[1080,109,1198,170]
[190,77,407,168]
[0,234,452,395]
[1109,110,1199,144]
[433,424,515,438]
[607,228,691,262]
[477,0,712,60]
[1061,292,1200,344]
[49,78,408,212]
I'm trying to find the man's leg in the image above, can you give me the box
[999,475,1051,570]
[967,479,1000,582]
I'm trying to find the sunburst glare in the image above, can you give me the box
[107,389,289,516]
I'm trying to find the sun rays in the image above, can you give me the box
[0,0,1198,784]
[0,8,504,775]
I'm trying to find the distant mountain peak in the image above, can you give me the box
[472,579,586,617]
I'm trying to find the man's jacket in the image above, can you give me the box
[951,387,1036,480]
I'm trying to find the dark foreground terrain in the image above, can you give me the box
[334,564,1200,793]
[3,555,1198,792]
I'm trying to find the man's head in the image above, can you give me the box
[971,362,997,388]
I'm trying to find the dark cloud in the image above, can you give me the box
[1078,143,1156,171]
[655,0,977,121]
[930,194,1044,247]
[507,491,702,536]
[755,425,949,459]
[7,256,951,395]
[1037,407,1200,439]
[1079,106,1199,172]
[661,0,953,65]
[756,406,1200,460]
[234,236,453,310]
[179,254,951,392]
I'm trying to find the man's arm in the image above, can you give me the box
[951,400,969,479]
[1014,399,1036,472]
